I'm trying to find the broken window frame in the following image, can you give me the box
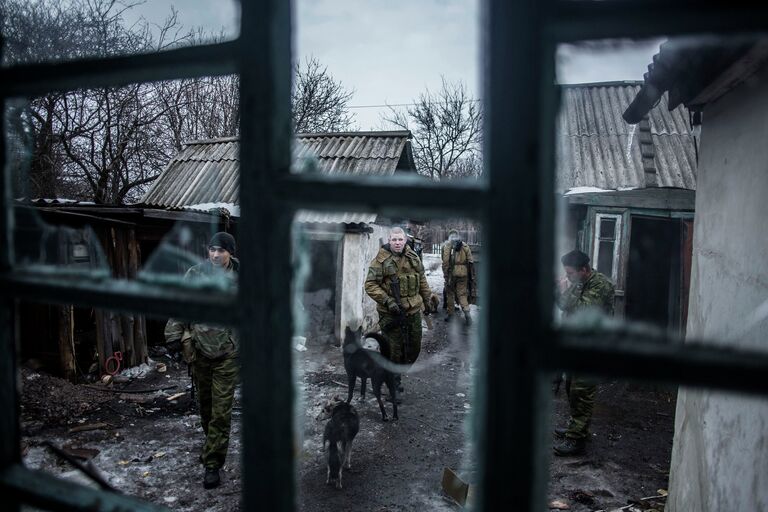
[1,1,768,511]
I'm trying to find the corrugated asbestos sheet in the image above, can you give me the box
[293,131,411,176]
[141,132,414,224]
[556,82,697,193]
[294,211,378,224]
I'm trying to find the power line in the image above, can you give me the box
[347,98,483,110]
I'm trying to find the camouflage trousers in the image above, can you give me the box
[565,375,597,440]
[193,354,239,469]
[446,277,470,314]
[379,311,423,366]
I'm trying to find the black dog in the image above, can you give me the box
[322,399,360,489]
[342,327,398,422]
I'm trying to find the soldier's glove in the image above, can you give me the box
[386,299,402,315]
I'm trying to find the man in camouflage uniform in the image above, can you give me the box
[442,229,474,325]
[554,249,614,456]
[165,232,240,489]
[365,227,434,398]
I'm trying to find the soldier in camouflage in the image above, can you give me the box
[165,232,240,489]
[441,229,474,325]
[364,227,434,399]
[554,249,615,456]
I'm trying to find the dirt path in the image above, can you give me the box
[296,312,475,512]
[19,304,674,511]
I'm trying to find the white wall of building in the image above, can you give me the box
[668,67,768,512]
[338,224,389,337]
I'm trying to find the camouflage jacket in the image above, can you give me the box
[365,244,432,315]
[441,241,473,279]
[556,269,615,317]
[164,258,240,360]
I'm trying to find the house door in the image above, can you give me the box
[624,216,691,334]
[302,237,341,345]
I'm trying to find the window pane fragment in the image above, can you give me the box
[1,0,240,67]
[292,211,481,509]
[599,218,616,239]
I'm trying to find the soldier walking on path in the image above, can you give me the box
[165,232,240,489]
[554,249,615,456]
[365,226,435,400]
[442,229,474,325]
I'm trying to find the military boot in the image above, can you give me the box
[553,427,568,438]
[553,437,586,456]
[203,467,221,489]
[463,310,472,326]
[444,312,454,322]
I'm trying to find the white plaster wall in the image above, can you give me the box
[338,225,389,337]
[667,68,768,512]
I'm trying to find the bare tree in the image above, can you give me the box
[384,78,482,180]
[3,1,355,203]
[292,57,354,133]
[2,0,194,203]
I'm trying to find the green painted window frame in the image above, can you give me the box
[2,1,768,511]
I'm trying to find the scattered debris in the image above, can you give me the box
[68,422,111,434]
[441,467,473,507]
[43,441,117,492]
[101,375,113,385]
[549,499,570,510]
[294,336,308,352]
[166,392,186,401]
[62,444,100,461]
[570,489,596,505]
[120,363,152,379]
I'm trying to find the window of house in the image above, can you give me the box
[593,213,622,283]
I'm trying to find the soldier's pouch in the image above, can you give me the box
[181,330,196,364]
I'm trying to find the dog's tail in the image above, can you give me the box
[363,331,391,360]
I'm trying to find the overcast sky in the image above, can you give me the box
[128,0,661,129]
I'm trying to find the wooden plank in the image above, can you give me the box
[57,306,76,383]
[566,189,696,211]
[141,209,225,223]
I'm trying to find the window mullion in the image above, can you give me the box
[0,33,21,509]
[277,174,487,216]
[0,273,239,325]
[237,0,294,510]
[0,42,239,98]
[481,0,553,511]
[0,464,167,512]
[548,2,768,42]
[554,330,768,395]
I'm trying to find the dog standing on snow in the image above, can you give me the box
[342,327,399,422]
[321,398,360,489]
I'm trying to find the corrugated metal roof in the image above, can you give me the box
[141,132,416,224]
[293,131,413,177]
[557,82,697,193]
[294,211,377,225]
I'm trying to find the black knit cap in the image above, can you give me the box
[209,232,236,255]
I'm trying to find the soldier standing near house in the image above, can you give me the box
[554,249,615,456]
[442,229,474,325]
[165,232,240,489]
[365,226,434,398]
